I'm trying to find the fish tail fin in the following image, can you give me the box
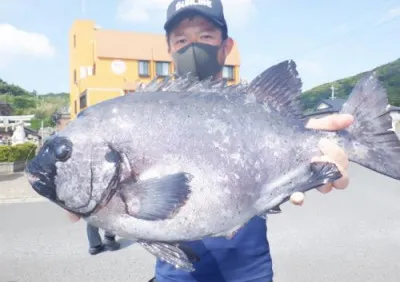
[338,72,400,180]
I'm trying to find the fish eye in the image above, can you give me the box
[54,139,72,162]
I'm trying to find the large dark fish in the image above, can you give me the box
[25,60,400,271]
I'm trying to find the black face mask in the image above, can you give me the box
[172,42,224,81]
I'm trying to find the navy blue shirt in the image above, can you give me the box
[154,216,273,282]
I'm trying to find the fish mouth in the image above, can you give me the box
[25,159,59,202]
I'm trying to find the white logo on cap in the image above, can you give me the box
[175,0,212,11]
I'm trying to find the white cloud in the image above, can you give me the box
[117,0,256,28]
[0,23,55,67]
[377,6,400,25]
[117,0,170,22]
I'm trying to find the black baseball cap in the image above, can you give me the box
[164,0,228,33]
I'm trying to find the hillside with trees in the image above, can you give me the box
[301,58,400,112]
[0,79,68,130]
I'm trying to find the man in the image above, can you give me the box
[68,0,352,280]
[86,223,120,255]
[149,0,352,281]
[67,212,120,255]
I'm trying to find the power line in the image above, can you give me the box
[280,10,399,61]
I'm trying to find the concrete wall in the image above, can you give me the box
[390,112,400,138]
[0,161,26,175]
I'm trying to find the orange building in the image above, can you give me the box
[69,20,241,120]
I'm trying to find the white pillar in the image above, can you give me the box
[390,112,400,138]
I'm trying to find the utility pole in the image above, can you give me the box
[330,84,335,100]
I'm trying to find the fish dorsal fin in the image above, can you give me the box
[247,60,304,120]
[136,74,247,95]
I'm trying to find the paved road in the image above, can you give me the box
[1,164,400,282]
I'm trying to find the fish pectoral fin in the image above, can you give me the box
[139,241,199,272]
[257,161,342,214]
[118,172,193,221]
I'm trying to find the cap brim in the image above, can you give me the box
[164,7,225,32]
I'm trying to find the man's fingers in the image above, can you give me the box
[318,138,349,169]
[312,155,349,192]
[290,192,305,206]
[306,113,354,131]
[317,183,333,194]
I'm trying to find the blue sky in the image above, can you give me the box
[0,0,399,94]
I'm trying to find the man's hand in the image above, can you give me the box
[289,113,354,206]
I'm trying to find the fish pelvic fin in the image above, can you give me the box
[337,72,400,180]
[139,241,198,272]
[246,60,305,121]
[118,172,193,221]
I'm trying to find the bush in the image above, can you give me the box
[0,142,37,162]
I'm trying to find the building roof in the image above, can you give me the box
[94,29,241,65]
[321,98,346,111]
[305,97,400,117]
[304,98,346,117]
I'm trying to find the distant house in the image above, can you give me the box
[305,98,346,119]
[69,20,241,120]
[305,97,400,137]
[52,106,71,132]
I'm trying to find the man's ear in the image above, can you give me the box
[217,37,234,65]
[166,37,172,55]
[223,37,234,56]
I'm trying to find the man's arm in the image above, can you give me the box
[289,113,354,206]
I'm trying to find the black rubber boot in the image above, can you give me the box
[104,235,120,251]
[89,244,105,255]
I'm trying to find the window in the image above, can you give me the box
[73,34,76,48]
[74,100,77,114]
[317,103,329,110]
[156,61,170,77]
[80,91,87,109]
[222,66,234,80]
[138,61,150,76]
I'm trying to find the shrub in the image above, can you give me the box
[0,142,37,162]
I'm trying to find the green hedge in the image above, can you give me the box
[0,142,37,162]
